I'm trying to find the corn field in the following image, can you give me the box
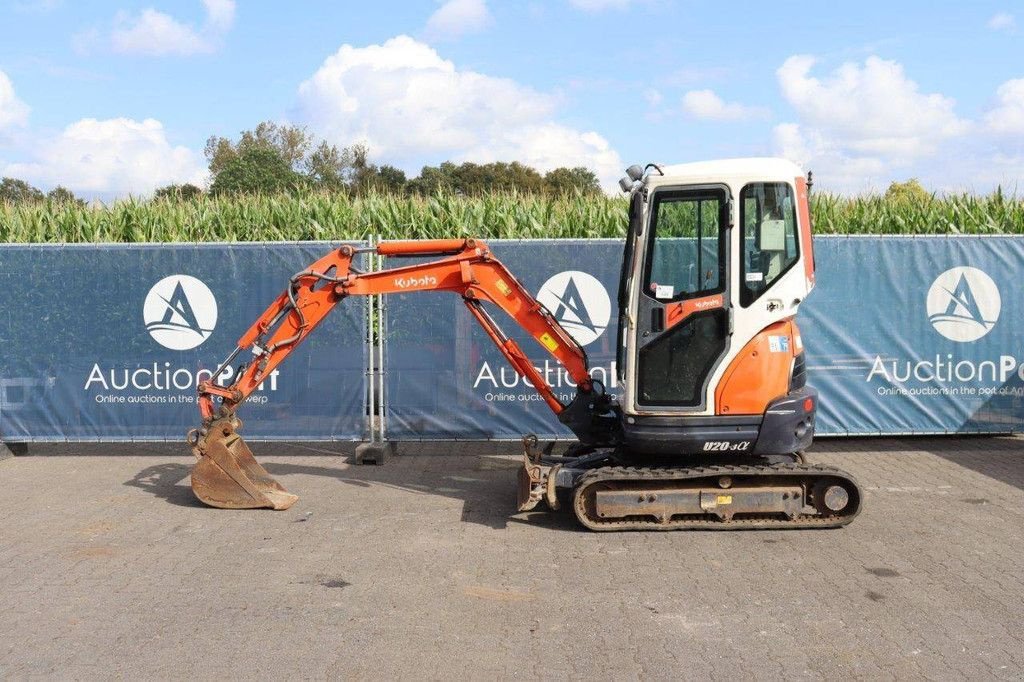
[1,189,1023,242]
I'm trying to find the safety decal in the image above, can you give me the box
[538,333,560,352]
[768,335,790,353]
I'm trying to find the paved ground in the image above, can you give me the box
[1,437,1022,680]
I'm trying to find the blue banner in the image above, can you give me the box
[384,236,1024,439]
[0,243,368,441]
[5,237,1021,443]
[802,236,1024,434]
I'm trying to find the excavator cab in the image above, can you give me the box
[616,159,817,457]
[187,158,861,530]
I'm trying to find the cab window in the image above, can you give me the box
[740,183,799,307]
[644,188,726,302]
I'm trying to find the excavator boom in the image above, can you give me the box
[188,239,614,510]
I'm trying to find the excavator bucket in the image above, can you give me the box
[190,423,298,510]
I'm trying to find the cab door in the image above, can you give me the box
[632,185,731,411]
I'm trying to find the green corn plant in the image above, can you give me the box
[2,188,1023,243]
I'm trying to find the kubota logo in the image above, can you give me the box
[394,275,438,289]
[143,275,218,350]
[926,267,1000,343]
[536,271,611,347]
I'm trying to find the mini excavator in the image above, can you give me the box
[187,158,861,530]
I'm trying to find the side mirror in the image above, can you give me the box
[626,164,644,181]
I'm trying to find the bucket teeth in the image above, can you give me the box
[191,426,297,510]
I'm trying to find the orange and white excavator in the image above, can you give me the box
[187,158,861,530]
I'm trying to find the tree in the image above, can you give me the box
[209,147,305,196]
[154,183,203,200]
[407,161,549,195]
[206,121,378,195]
[544,167,601,195]
[407,163,457,195]
[305,140,350,190]
[205,121,312,177]
[0,177,44,204]
[885,179,931,204]
[357,165,407,194]
[45,186,85,206]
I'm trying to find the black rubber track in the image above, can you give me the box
[572,463,862,531]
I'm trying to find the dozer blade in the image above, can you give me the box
[516,438,559,512]
[191,426,298,510]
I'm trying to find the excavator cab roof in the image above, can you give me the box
[646,157,805,190]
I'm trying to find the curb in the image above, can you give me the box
[1,442,27,461]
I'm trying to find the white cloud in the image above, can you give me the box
[681,89,767,121]
[568,0,634,10]
[772,54,973,192]
[423,0,492,41]
[203,0,236,32]
[111,9,208,56]
[294,35,623,189]
[772,122,888,192]
[4,118,207,196]
[777,55,969,160]
[97,0,236,56]
[988,12,1016,32]
[985,78,1024,134]
[0,70,30,131]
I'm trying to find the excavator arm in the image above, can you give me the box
[188,239,617,510]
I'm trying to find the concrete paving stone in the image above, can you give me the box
[0,436,1022,679]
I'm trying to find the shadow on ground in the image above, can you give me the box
[122,441,581,532]
[123,462,206,508]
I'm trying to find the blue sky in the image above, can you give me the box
[0,0,1022,198]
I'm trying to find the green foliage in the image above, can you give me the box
[410,161,544,195]
[808,190,1024,234]
[543,167,601,195]
[209,147,305,196]
[0,190,629,242]
[0,177,45,205]
[207,121,381,196]
[45,186,85,206]
[153,183,203,201]
[884,179,932,205]
[304,140,351,190]
[405,161,600,196]
[205,121,312,175]
[201,120,605,198]
[2,182,1022,243]
[361,165,408,194]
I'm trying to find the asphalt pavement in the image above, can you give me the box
[1,437,1022,679]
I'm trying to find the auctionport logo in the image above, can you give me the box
[926,266,1000,343]
[536,270,611,347]
[143,275,218,351]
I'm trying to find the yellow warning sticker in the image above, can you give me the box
[538,333,559,352]
[495,279,512,296]
[717,495,733,505]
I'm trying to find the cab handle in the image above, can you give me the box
[651,307,664,333]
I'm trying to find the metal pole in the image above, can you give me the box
[366,235,377,443]
[377,234,388,442]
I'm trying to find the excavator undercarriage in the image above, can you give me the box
[517,437,860,530]
[185,159,864,531]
